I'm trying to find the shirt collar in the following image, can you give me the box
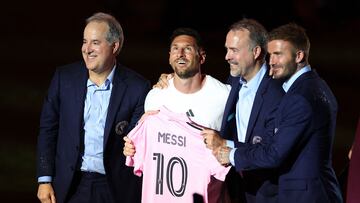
[87,65,116,88]
[240,63,267,92]
[282,65,311,92]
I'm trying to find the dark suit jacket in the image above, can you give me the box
[235,70,343,203]
[220,71,284,201]
[37,61,150,203]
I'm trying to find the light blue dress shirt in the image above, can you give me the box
[236,65,267,143]
[38,66,115,182]
[80,67,115,174]
[228,64,267,165]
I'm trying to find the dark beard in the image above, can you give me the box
[283,62,298,81]
[175,67,198,79]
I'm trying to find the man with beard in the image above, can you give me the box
[137,27,230,132]
[212,23,343,203]
[146,19,285,202]
[123,27,231,203]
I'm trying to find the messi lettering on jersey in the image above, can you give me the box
[158,132,186,147]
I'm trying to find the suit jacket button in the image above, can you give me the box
[70,166,74,171]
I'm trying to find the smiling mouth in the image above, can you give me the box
[176,58,187,65]
[85,54,97,60]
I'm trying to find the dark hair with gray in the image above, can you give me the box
[170,27,204,51]
[229,19,268,61]
[268,23,310,61]
[86,12,124,54]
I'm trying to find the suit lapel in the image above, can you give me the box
[245,75,268,143]
[103,65,127,147]
[72,65,88,142]
[221,78,241,131]
[74,66,88,104]
[287,70,315,93]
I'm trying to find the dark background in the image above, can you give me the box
[1,0,359,202]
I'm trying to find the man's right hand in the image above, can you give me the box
[201,129,226,151]
[123,136,136,157]
[153,73,174,89]
[37,183,56,203]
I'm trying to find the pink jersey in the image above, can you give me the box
[126,106,230,203]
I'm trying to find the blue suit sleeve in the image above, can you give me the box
[36,69,61,178]
[234,95,312,171]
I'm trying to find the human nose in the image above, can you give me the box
[225,50,231,61]
[82,43,92,54]
[177,48,185,57]
[269,54,275,66]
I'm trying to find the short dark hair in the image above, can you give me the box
[229,19,268,60]
[170,27,203,50]
[268,23,310,60]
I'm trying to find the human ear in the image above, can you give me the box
[253,46,261,60]
[295,50,305,63]
[199,49,206,64]
[113,41,120,54]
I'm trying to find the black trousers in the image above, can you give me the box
[67,172,115,203]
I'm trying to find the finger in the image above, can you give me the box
[123,145,134,155]
[124,142,135,150]
[145,110,160,116]
[139,110,160,123]
[200,129,209,136]
[123,145,135,156]
[166,73,174,80]
[123,148,129,156]
[124,149,134,156]
[201,128,214,135]
[123,136,130,142]
[206,138,212,146]
[38,196,49,203]
[160,73,171,82]
[139,114,147,123]
[159,73,171,87]
[269,67,274,77]
[50,193,56,203]
[124,138,134,147]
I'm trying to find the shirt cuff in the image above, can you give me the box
[226,140,234,148]
[38,176,52,183]
[229,148,236,166]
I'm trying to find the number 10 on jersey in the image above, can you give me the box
[153,153,188,197]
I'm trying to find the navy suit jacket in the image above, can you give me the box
[221,71,284,144]
[235,70,343,203]
[220,70,284,199]
[37,61,150,203]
